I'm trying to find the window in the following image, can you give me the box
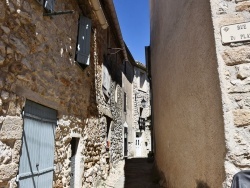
[124,92,127,112]
[75,15,92,67]
[106,117,112,138]
[140,107,143,116]
[115,85,118,103]
[140,71,145,88]
[102,63,111,99]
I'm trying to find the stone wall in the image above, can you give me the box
[81,117,109,187]
[83,19,124,187]
[209,0,250,187]
[95,62,124,163]
[0,0,125,187]
[0,92,24,187]
[150,0,226,187]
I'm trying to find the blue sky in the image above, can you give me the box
[113,0,150,64]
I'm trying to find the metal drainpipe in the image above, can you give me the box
[89,0,109,29]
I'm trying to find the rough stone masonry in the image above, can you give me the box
[0,0,126,187]
[210,0,250,187]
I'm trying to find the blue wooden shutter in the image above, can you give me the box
[75,15,92,65]
[18,100,56,188]
[18,118,40,187]
[44,0,55,12]
[37,120,56,187]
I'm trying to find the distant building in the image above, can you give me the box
[122,43,152,158]
[131,61,151,158]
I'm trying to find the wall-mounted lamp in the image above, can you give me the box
[138,117,145,132]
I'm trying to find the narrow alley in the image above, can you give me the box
[1,0,250,187]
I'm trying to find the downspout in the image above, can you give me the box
[89,0,109,29]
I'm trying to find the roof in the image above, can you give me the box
[124,42,147,71]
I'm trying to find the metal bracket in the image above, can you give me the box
[107,47,122,55]
[43,10,74,16]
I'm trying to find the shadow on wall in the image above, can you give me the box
[196,180,210,188]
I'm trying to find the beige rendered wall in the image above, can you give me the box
[150,0,226,187]
[122,61,133,135]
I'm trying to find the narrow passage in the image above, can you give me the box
[100,158,161,188]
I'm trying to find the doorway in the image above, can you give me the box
[70,137,80,188]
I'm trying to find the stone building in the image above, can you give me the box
[130,62,151,158]
[0,0,129,187]
[121,51,134,158]
[150,0,250,187]
[121,45,152,158]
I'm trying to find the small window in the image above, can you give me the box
[136,132,141,137]
[102,64,111,99]
[115,85,118,103]
[140,107,143,116]
[124,92,127,112]
[140,72,145,88]
[106,117,112,138]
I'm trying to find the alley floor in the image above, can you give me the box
[98,158,162,188]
